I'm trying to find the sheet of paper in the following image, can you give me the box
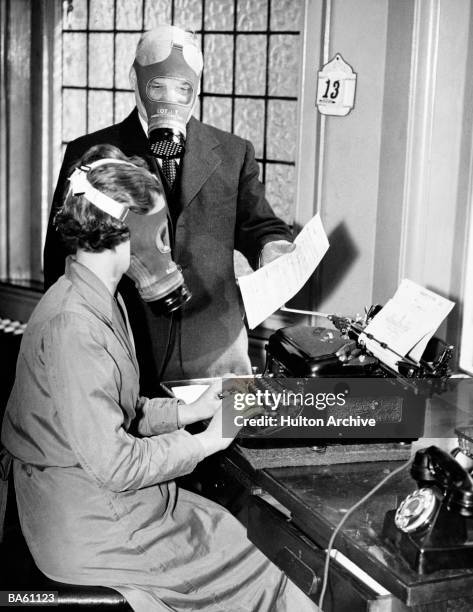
[238,213,329,329]
[170,384,209,403]
[360,279,454,367]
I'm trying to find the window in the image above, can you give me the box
[61,0,305,225]
[0,0,61,283]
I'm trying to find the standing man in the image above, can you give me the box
[44,24,293,394]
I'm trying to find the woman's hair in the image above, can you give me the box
[54,144,163,253]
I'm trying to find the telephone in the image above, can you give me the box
[382,445,473,573]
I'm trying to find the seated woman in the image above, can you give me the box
[1,145,317,612]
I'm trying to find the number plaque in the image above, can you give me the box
[316,54,357,116]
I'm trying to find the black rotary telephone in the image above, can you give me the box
[382,445,473,574]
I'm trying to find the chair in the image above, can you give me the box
[0,455,132,610]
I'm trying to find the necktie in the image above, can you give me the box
[162,157,178,188]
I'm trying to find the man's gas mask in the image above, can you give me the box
[132,26,203,158]
[68,159,191,312]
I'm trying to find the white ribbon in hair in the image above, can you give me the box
[67,158,136,222]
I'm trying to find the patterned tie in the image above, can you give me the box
[162,157,178,188]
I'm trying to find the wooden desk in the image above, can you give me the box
[223,448,473,611]
[165,377,473,609]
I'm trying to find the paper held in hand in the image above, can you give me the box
[237,213,329,329]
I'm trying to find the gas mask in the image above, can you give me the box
[132,26,202,158]
[68,159,191,312]
[125,206,191,311]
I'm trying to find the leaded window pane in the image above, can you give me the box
[204,35,233,94]
[237,0,268,31]
[267,100,297,161]
[115,33,141,89]
[235,34,266,96]
[144,0,172,29]
[116,0,143,30]
[89,0,114,30]
[173,0,203,32]
[88,33,114,88]
[271,0,304,30]
[205,0,234,31]
[269,34,300,97]
[63,32,87,87]
[62,89,86,141]
[234,98,265,158]
[115,91,136,122]
[203,97,232,132]
[88,90,114,132]
[64,0,87,30]
[265,163,295,223]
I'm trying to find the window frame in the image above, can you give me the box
[459,178,473,375]
[59,0,310,231]
[0,0,62,283]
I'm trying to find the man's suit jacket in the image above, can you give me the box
[44,109,292,391]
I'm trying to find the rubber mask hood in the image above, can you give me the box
[134,43,201,158]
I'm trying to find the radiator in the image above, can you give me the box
[0,318,26,335]
[0,318,26,414]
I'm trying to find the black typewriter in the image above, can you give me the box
[264,305,453,382]
[236,305,454,455]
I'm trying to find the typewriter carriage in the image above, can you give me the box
[264,304,454,384]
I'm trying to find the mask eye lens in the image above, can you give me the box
[149,83,164,100]
[147,77,193,105]
[176,82,193,104]
[177,83,192,102]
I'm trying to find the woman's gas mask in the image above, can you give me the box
[132,26,203,159]
[68,159,191,313]
[126,206,191,311]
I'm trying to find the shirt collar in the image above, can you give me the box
[137,110,148,137]
[64,256,137,362]
[65,256,116,321]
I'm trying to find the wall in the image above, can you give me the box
[315,0,390,314]
[303,0,473,354]
[2,0,473,359]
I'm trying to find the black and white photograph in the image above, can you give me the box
[1,0,473,610]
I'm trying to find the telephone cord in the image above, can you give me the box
[317,456,413,610]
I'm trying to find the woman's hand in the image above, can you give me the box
[194,405,241,457]
[177,380,223,427]
[177,376,249,427]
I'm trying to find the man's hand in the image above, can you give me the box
[259,240,295,267]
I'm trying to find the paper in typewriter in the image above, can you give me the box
[360,279,454,371]
[237,213,329,329]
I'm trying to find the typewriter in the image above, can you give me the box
[236,305,454,459]
[264,305,453,382]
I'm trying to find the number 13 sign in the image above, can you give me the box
[317,54,357,116]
